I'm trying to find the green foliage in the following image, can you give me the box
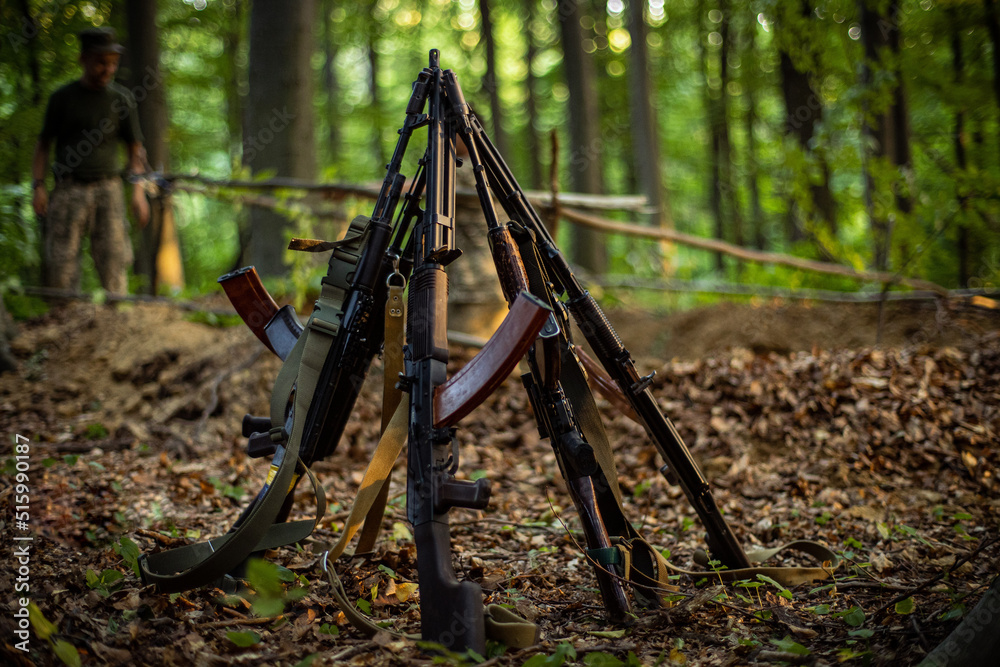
[1,0,998,299]
[85,568,125,596]
[770,636,811,656]
[244,558,308,618]
[114,536,142,576]
[523,642,577,667]
[28,602,82,667]
[226,630,261,647]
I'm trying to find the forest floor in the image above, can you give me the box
[0,296,998,666]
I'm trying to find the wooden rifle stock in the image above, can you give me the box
[218,266,280,356]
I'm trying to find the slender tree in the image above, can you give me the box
[742,10,766,250]
[479,0,509,161]
[126,0,183,293]
[951,8,970,286]
[245,0,318,276]
[859,0,912,272]
[522,0,543,190]
[627,0,668,231]
[322,0,341,161]
[221,0,244,168]
[776,0,835,245]
[557,0,606,273]
[367,1,386,170]
[986,0,1000,161]
[700,0,741,270]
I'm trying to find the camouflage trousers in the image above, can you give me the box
[44,177,133,295]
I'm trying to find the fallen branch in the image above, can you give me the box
[560,207,950,296]
[873,536,998,618]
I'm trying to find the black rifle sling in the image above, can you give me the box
[139,219,374,592]
[139,332,325,591]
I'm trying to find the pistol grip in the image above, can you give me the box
[414,521,486,654]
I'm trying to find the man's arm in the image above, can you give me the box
[31,138,51,217]
[126,142,150,227]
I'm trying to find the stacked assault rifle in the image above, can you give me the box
[139,51,836,654]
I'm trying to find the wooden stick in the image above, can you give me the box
[559,207,950,295]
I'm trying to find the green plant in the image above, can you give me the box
[114,536,142,576]
[85,568,125,597]
[522,642,577,667]
[28,603,81,667]
[245,558,308,617]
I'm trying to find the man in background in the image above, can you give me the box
[31,27,150,296]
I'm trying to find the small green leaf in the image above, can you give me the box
[226,630,261,647]
[850,628,875,638]
[833,605,866,627]
[587,629,627,639]
[114,536,142,576]
[770,636,810,656]
[28,602,58,640]
[756,574,789,592]
[584,652,625,667]
[391,521,413,542]
[53,639,82,667]
[356,598,371,614]
[876,521,890,540]
[895,597,915,615]
[810,604,831,615]
[940,604,966,621]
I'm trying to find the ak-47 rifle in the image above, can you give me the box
[402,52,555,652]
[443,68,632,624]
[467,115,752,571]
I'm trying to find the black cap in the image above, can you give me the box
[78,27,124,55]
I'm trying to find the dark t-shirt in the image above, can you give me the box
[40,80,143,181]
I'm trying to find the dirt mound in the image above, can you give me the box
[607,298,1000,361]
[2,301,277,452]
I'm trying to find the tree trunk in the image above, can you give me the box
[952,10,970,287]
[777,0,835,244]
[479,0,509,161]
[719,2,743,251]
[366,4,386,171]
[743,13,766,250]
[245,0,318,277]
[222,0,244,168]
[859,0,912,273]
[522,0,543,190]
[700,0,726,271]
[627,0,668,233]
[557,0,606,273]
[125,0,184,293]
[322,0,341,160]
[985,0,1000,160]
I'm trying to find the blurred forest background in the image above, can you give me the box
[1,0,999,311]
